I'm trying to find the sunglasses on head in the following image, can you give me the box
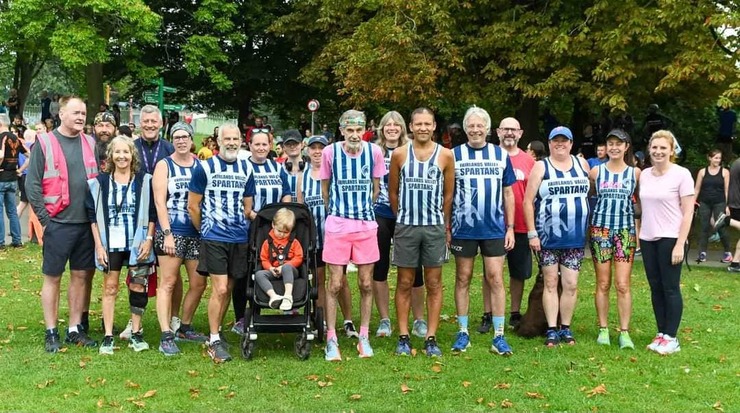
[252,128,270,134]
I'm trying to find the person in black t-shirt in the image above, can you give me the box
[0,115,28,248]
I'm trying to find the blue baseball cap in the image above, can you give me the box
[307,135,328,147]
[548,126,573,141]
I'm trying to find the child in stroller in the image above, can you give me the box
[254,208,304,311]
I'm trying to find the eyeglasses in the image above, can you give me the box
[252,128,270,134]
[497,128,522,133]
[172,135,191,141]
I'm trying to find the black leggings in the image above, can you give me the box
[233,277,247,321]
[374,216,423,287]
[697,200,731,252]
[641,238,684,337]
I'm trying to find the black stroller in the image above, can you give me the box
[240,202,324,360]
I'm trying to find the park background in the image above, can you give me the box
[1,1,739,411]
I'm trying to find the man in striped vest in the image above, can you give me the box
[26,95,99,353]
[320,110,386,361]
[389,107,455,357]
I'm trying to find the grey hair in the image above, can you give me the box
[217,123,241,146]
[0,113,9,128]
[140,104,162,121]
[462,106,492,136]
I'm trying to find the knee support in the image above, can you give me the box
[129,290,148,315]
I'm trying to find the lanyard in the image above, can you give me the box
[111,176,132,215]
[141,140,161,174]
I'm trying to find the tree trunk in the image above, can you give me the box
[14,53,35,119]
[570,98,589,155]
[516,97,540,146]
[85,62,104,123]
[236,87,252,130]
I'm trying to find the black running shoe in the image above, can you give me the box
[45,330,62,353]
[477,313,492,334]
[207,340,232,363]
[65,327,98,348]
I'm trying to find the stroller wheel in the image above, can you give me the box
[294,332,311,360]
[241,334,256,360]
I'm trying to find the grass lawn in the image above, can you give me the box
[0,245,737,412]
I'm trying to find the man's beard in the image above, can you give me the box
[345,139,361,153]
[221,148,238,161]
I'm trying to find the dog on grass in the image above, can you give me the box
[514,267,562,338]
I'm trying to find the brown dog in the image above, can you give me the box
[514,268,562,338]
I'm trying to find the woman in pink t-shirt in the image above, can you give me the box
[638,130,694,356]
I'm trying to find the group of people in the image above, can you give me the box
[9,94,698,364]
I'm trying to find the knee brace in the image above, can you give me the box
[129,266,149,287]
[129,290,148,315]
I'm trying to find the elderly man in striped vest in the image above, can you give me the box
[26,95,99,353]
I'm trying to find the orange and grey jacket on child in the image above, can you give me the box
[260,229,304,270]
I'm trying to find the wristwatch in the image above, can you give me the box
[162,228,172,236]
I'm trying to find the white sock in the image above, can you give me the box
[69,325,79,333]
[210,333,220,343]
[344,320,352,325]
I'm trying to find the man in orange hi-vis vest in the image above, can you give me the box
[25,95,100,353]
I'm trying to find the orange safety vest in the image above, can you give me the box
[37,132,98,218]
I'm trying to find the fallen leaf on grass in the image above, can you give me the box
[36,379,55,389]
[306,374,319,381]
[401,384,413,394]
[630,357,637,363]
[79,361,86,369]
[279,380,289,386]
[314,394,321,399]
[218,386,229,391]
[719,355,726,363]
[526,392,544,399]
[411,348,418,357]
[585,384,608,397]
[349,394,362,400]
[476,397,484,404]
[108,401,120,408]
[131,400,145,408]
[712,304,723,311]
[58,347,67,353]
[96,399,104,408]
[494,383,511,389]
[487,402,497,408]
[713,401,724,412]
[462,381,472,388]
[189,387,200,399]
[15,326,27,331]
[693,284,700,292]
[142,390,157,398]
[318,381,333,388]
[501,399,513,408]
[125,380,140,389]
[503,367,512,372]
[431,364,442,373]
[187,370,198,377]
[225,392,236,399]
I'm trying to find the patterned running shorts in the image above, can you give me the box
[538,248,585,271]
[589,226,636,264]
[154,230,200,261]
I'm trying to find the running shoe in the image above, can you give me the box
[697,252,707,263]
[714,213,730,232]
[159,336,180,356]
[357,336,374,358]
[451,331,471,353]
[722,252,733,263]
[618,331,635,350]
[325,338,342,361]
[207,340,232,362]
[412,319,428,338]
[634,248,642,256]
[655,335,680,355]
[99,336,114,355]
[176,327,208,343]
[424,336,442,357]
[231,318,245,336]
[395,335,412,356]
[376,319,392,337]
[597,328,610,345]
[490,335,513,356]
[477,313,492,333]
[544,329,560,347]
[45,330,61,353]
[727,264,740,273]
[170,316,182,334]
[119,319,135,340]
[343,321,359,339]
[65,327,98,348]
[646,333,664,351]
[128,331,150,352]
[558,328,576,345]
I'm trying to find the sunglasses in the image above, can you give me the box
[252,128,270,134]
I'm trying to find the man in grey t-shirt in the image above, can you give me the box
[26,96,99,352]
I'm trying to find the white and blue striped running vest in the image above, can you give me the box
[196,157,253,243]
[535,156,590,249]
[301,166,326,248]
[452,143,514,240]
[328,141,375,221]
[251,158,290,211]
[163,157,198,237]
[108,178,136,252]
[374,147,396,219]
[283,164,299,202]
[397,143,444,226]
[591,164,636,230]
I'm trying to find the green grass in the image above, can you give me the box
[0,245,737,412]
